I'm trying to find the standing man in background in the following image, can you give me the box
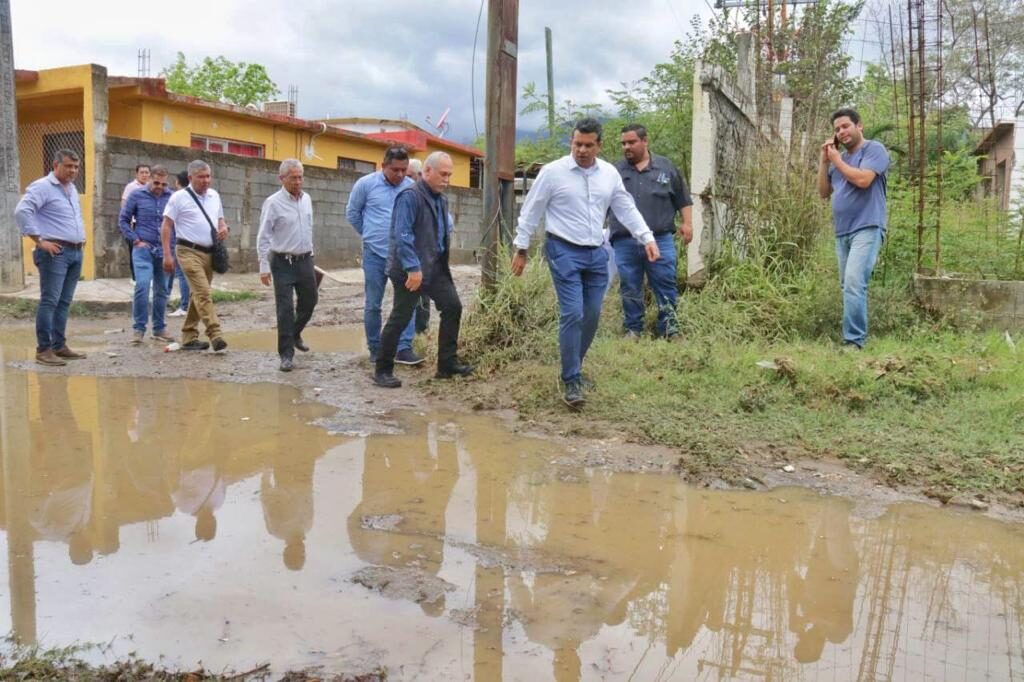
[166,170,191,317]
[817,108,890,351]
[121,164,151,283]
[15,149,89,366]
[257,159,318,373]
[120,165,175,345]
[346,147,423,365]
[610,124,692,341]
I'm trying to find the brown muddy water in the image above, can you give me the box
[1,362,1023,680]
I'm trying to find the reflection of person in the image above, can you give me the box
[817,108,890,350]
[27,377,94,565]
[15,149,89,366]
[610,124,693,340]
[373,152,473,388]
[345,146,422,365]
[788,498,859,664]
[260,447,316,571]
[257,159,318,372]
[166,170,192,318]
[511,118,658,408]
[119,165,175,344]
[171,462,225,542]
[161,160,230,352]
[347,421,459,615]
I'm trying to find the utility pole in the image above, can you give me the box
[482,0,519,290]
[0,0,24,292]
[545,26,555,138]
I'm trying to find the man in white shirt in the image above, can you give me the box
[257,159,318,372]
[511,118,660,408]
[160,160,230,352]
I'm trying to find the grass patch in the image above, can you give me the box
[0,299,103,319]
[457,243,1024,502]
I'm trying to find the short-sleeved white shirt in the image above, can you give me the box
[163,186,225,247]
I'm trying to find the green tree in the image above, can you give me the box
[162,52,279,108]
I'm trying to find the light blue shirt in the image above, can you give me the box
[829,139,890,237]
[15,172,86,243]
[514,155,653,250]
[345,171,413,259]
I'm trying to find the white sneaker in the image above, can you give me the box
[167,309,187,317]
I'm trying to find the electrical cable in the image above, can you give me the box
[471,0,486,140]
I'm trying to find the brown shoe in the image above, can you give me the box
[35,349,67,366]
[54,346,87,360]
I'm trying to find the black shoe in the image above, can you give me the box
[279,357,294,372]
[372,372,402,388]
[394,348,425,366]
[181,340,210,351]
[562,381,586,409]
[294,335,309,352]
[211,337,228,352]
[435,362,474,379]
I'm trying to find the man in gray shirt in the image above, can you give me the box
[257,159,318,372]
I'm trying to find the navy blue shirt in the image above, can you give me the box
[609,153,691,240]
[119,186,172,245]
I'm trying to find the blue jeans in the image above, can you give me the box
[132,245,169,333]
[612,232,678,336]
[545,237,609,384]
[33,245,83,352]
[165,257,190,311]
[362,247,414,354]
[835,226,883,348]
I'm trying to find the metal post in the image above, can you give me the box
[482,0,519,290]
[0,0,25,292]
[545,26,555,138]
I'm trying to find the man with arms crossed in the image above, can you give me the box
[257,159,318,372]
[511,118,659,408]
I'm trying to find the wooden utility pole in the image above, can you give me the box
[0,0,24,292]
[545,26,555,138]
[482,0,519,290]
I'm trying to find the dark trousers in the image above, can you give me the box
[125,238,136,279]
[270,253,319,359]
[415,294,431,333]
[376,268,462,374]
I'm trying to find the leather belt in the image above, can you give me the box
[274,252,312,263]
[176,239,214,254]
[546,231,599,249]
[45,239,84,250]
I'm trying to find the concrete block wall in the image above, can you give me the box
[99,137,484,278]
[913,273,1024,330]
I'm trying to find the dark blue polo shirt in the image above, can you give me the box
[608,153,692,241]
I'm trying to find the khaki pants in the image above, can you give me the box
[175,245,222,343]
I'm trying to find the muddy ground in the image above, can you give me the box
[5,266,1022,526]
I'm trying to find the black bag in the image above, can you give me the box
[185,187,230,274]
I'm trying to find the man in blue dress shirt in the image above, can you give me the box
[346,146,423,366]
[120,165,175,345]
[511,119,659,408]
[15,149,89,366]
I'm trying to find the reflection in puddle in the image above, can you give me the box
[0,364,1023,680]
[227,325,365,354]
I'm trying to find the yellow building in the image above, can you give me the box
[15,64,483,279]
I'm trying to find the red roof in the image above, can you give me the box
[365,130,483,158]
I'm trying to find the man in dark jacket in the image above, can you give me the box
[373,152,473,388]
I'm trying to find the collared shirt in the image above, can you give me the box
[514,155,654,250]
[609,153,692,240]
[829,139,890,237]
[345,171,413,259]
[15,172,86,244]
[121,179,145,207]
[119,186,172,245]
[163,185,225,247]
[256,188,315,273]
[392,184,449,272]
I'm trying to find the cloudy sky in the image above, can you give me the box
[11,0,713,144]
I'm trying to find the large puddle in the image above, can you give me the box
[1,361,1023,680]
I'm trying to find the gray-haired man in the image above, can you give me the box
[257,159,318,372]
[161,160,230,351]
